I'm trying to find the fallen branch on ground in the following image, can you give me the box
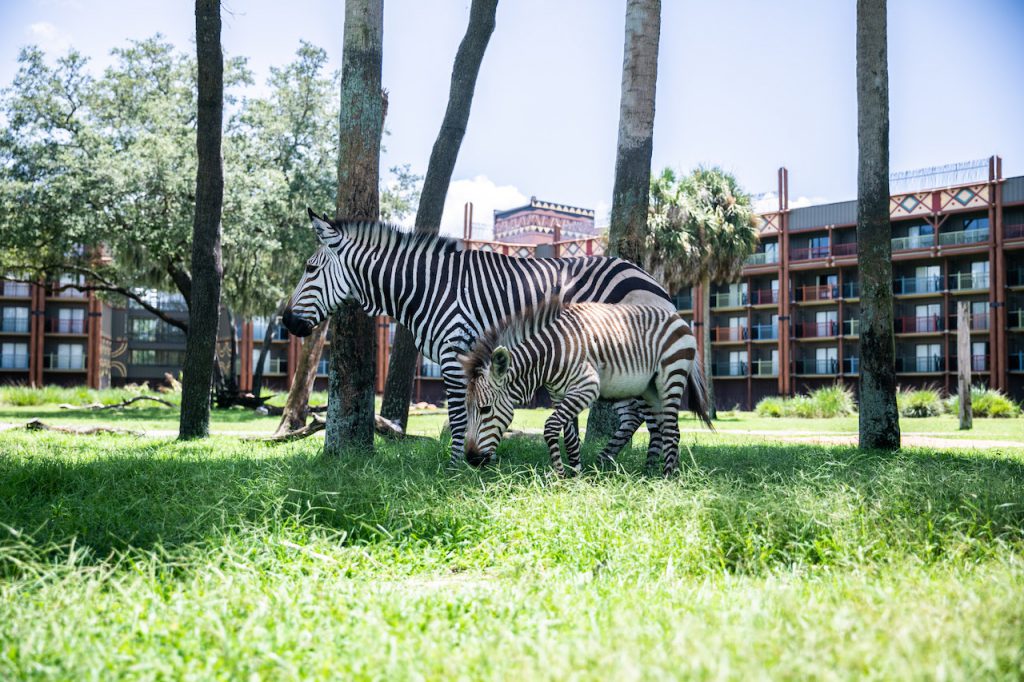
[24,419,143,436]
[251,414,415,443]
[59,396,175,411]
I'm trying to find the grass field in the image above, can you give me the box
[1,401,1023,678]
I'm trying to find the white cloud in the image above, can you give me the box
[438,175,529,240]
[26,22,72,54]
[752,191,827,213]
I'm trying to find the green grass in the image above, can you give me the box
[1,426,1023,678]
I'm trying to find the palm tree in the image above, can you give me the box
[644,166,759,419]
[856,0,900,449]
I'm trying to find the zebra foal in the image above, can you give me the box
[461,300,713,477]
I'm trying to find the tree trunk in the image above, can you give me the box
[380,0,498,429]
[179,0,224,440]
[274,320,327,435]
[957,301,972,430]
[252,300,286,397]
[701,276,716,420]
[588,0,661,443]
[856,0,900,450]
[324,0,385,455]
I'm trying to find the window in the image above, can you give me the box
[130,349,185,366]
[913,265,942,293]
[815,347,838,373]
[58,273,85,297]
[808,236,830,258]
[908,222,934,237]
[55,343,84,369]
[1,342,28,368]
[57,308,85,333]
[420,358,443,378]
[815,310,838,336]
[971,341,987,371]
[915,344,941,372]
[914,303,941,332]
[764,242,779,261]
[2,307,29,333]
[963,216,989,232]
[970,261,990,288]
[131,318,157,341]
[131,350,157,365]
[728,350,748,376]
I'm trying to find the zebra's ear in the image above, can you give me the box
[308,208,337,243]
[490,346,511,383]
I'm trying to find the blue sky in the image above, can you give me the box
[2,0,1022,235]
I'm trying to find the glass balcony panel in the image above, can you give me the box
[937,228,988,246]
[0,353,30,369]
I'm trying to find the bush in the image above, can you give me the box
[753,385,856,419]
[897,387,944,418]
[0,384,179,407]
[946,387,1021,419]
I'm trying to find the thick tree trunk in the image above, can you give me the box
[701,276,716,420]
[380,0,498,429]
[324,0,385,455]
[274,320,327,435]
[588,0,661,443]
[252,301,286,397]
[179,0,224,440]
[856,0,900,450]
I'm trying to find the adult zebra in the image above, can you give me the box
[281,209,688,464]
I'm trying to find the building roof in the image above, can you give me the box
[494,196,595,221]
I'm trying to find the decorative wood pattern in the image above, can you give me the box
[889,191,932,218]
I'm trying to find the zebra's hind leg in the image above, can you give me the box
[654,374,687,477]
[595,399,644,469]
[642,409,663,473]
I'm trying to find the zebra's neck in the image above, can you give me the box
[507,342,547,404]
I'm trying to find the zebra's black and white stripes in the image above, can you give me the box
[281,210,682,464]
[460,300,713,476]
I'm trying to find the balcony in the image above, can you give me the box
[752,360,778,376]
[950,355,988,372]
[711,361,747,377]
[673,294,693,310]
[948,272,989,291]
[711,292,747,308]
[750,323,777,341]
[265,357,288,376]
[1010,309,1024,330]
[795,358,839,375]
[1010,351,1024,373]
[317,358,328,376]
[1011,268,1024,288]
[832,242,858,257]
[51,284,87,299]
[843,357,859,374]
[797,320,839,338]
[1,318,30,333]
[2,282,31,298]
[791,245,829,261]
[0,353,30,369]
[43,353,86,370]
[1006,223,1024,240]
[712,326,747,342]
[45,318,87,334]
[750,289,778,306]
[843,319,860,336]
[895,315,943,334]
[744,251,779,266]
[938,228,988,247]
[892,234,933,251]
[896,356,943,374]
[842,282,860,299]
[893,276,943,295]
[947,312,989,332]
[794,284,839,302]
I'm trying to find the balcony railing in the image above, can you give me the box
[751,324,777,340]
[895,315,943,333]
[45,318,87,334]
[950,355,988,372]
[2,282,31,297]
[744,251,779,266]
[893,276,943,295]
[797,320,839,338]
[712,326,747,342]
[843,319,860,336]
[673,294,693,310]
[892,234,933,251]
[832,242,858,257]
[0,353,30,369]
[1010,351,1024,372]
[791,245,829,261]
[711,292,747,308]
[938,228,988,247]
[796,358,839,375]
[843,357,859,374]
[795,284,839,302]
[843,282,860,299]
[1006,223,1024,240]
[947,312,989,331]
[711,361,747,377]
[897,356,943,373]
[1010,309,1024,330]
[752,360,778,376]
[948,272,989,291]
[750,289,778,305]
[264,357,287,375]
[43,353,86,370]
[1,318,30,333]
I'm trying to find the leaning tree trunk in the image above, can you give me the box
[700,277,717,420]
[179,0,224,440]
[275,321,327,435]
[380,0,498,430]
[252,300,286,397]
[324,0,385,455]
[856,0,900,450]
[587,0,661,444]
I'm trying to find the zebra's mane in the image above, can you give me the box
[324,215,461,254]
[462,296,566,377]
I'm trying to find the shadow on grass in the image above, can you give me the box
[1,431,1023,571]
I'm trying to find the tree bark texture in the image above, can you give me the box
[380,0,498,428]
[957,301,973,430]
[275,320,327,435]
[588,0,661,443]
[325,0,385,455]
[700,276,717,419]
[856,0,900,451]
[179,0,224,440]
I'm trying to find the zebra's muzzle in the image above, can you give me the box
[282,309,314,337]
[465,444,490,468]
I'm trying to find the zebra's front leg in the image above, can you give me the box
[441,357,470,467]
[596,399,644,468]
[562,420,582,474]
[545,384,599,477]
[642,409,664,474]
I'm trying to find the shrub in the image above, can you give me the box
[753,385,856,419]
[897,387,944,418]
[947,387,1021,419]
[810,385,856,418]
[0,384,179,407]
[755,396,786,418]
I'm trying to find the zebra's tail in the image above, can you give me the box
[687,356,715,431]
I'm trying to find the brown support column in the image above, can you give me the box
[778,167,791,396]
[693,282,705,371]
[31,281,45,386]
[990,156,1006,391]
[239,321,253,392]
[837,268,845,385]
[745,275,752,410]
[86,292,102,388]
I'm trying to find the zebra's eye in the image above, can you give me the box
[305,264,318,274]
[480,405,493,416]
